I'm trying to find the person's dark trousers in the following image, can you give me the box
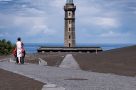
[21,57,25,64]
[15,57,19,64]
[15,57,25,64]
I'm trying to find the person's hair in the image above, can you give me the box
[17,37,21,41]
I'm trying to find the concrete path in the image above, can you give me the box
[59,54,80,70]
[0,61,136,90]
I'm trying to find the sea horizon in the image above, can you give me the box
[24,43,135,54]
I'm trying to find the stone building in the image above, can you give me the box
[64,0,76,47]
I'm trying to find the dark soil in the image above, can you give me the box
[73,45,136,77]
[0,69,44,90]
[25,52,67,66]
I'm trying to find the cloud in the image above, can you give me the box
[20,7,46,16]
[100,31,131,37]
[0,0,12,1]
[0,0,136,44]
[49,0,65,9]
[0,32,9,37]
[94,17,119,28]
[76,0,120,30]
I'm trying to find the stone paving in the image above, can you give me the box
[59,54,80,70]
[0,59,136,90]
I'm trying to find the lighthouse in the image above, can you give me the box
[64,0,76,47]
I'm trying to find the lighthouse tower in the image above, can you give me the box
[64,0,76,47]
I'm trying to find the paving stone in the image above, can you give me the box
[59,54,80,70]
[0,61,136,90]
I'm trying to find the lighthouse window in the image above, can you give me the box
[69,12,71,16]
[69,35,71,39]
[69,43,71,47]
[69,28,71,31]
[69,20,71,24]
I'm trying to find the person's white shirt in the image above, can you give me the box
[16,41,22,49]
[16,41,23,58]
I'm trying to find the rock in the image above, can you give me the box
[42,84,65,90]
[44,84,57,88]
[9,58,16,63]
[38,58,47,66]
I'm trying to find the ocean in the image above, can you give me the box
[24,43,135,54]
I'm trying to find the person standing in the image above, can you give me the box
[16,37,23,64]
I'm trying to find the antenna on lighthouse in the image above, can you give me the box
[66,0,73,4]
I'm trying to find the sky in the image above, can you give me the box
[0,0,136,44]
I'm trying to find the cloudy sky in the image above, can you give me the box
[0,0,136,44]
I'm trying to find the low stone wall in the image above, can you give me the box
[37,47,103,53]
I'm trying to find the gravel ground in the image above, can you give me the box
[0,68,44,90]
[73,45,136,76]
[0,61,136,90]
[25,52,67,66]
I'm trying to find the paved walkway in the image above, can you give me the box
[59,54,80,70]
[0,60,136,90]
